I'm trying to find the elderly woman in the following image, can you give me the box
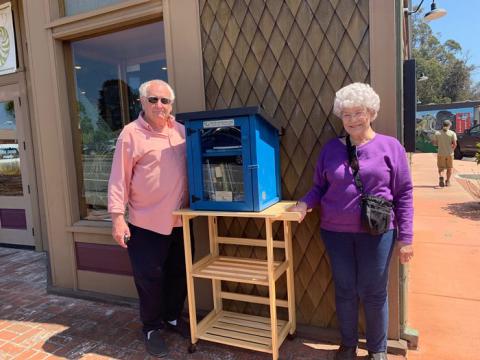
[289,83,414,360]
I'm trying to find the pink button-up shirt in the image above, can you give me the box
[108,113,187,235]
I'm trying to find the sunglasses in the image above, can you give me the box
[147,96,173,105]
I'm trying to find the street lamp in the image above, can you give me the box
[404,0,447,22]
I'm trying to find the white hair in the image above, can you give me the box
[333,82,380,118]
[139,80,175,101]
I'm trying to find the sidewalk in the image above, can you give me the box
[1,152,478,360]
[407,153,480,360]
[0,247,408,359]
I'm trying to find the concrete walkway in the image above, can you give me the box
[407,153,480,360]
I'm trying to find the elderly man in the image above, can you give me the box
[108,79,190,357]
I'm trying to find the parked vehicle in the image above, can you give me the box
[455,124,480,159]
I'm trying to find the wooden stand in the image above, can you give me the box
[173,201,301,360]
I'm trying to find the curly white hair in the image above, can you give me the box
[139,80,175,101]
[333,82,380,119]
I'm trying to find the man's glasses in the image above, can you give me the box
[147,96,173,105]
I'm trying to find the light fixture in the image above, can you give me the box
[424,0,447,21]
[417,73,428,82]
[161,67,167,70]
[404,0,447,21]
[74,65,82,70]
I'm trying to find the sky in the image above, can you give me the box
[424,0,480,83]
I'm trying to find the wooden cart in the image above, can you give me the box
[173,201,302,360]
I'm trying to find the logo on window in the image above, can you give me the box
[0,26,9,67]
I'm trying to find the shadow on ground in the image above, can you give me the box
[443,201,480,221]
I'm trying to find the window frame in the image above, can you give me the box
[42,0,204,230]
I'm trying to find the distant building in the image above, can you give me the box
[416,101,480,152]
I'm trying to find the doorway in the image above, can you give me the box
[0,83,36,247]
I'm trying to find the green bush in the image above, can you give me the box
[476,143,480,165]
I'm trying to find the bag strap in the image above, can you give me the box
[346,135,364,193]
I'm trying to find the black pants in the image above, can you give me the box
[127,223,194,333]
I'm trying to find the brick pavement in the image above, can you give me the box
[0,246,407,359]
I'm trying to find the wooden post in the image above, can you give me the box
[266,218,278,359]
[182,215,198,344]
[284,220,296,335]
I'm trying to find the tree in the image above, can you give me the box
[412,14,476,104]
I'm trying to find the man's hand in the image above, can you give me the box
[287,201,311,223]
[398,243,414,264]
[111,213,130,248]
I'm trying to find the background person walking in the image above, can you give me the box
[432,120,457,187]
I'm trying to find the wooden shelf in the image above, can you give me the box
[178,202,297,360]
[173,201,302,221]
[192,256,282,285]
[197,310,288,354]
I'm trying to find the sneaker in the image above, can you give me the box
[165,317,190,339]
[445,180,451,186]
[439,176,445,187]
[144,329,168,357]
[367,351,388,360]
[334,345,357,360]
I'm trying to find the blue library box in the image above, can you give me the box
[176,106,281,212]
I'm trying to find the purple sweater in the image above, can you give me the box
[300,134,413,244]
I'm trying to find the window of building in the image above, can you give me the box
[69,21,168,221]
[63,0,130,16]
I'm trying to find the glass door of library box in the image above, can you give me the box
[187,118,254,211]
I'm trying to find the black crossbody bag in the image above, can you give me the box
[346,135,393,235]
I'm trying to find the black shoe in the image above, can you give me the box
[367,351,388,360]
[144,329,168,358]
[335,345,357,360]
[165,317,190,339]
[439,176,445,187]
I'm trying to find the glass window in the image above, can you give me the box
[70,22,168,221]
[0,140,23,196]
[0,101,16,130]
[200,127,244,201]
[63,0,129,16]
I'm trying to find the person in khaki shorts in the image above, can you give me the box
[432,120,457,187]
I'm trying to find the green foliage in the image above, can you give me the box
[412,14,476,104]
[78,101,117,154]
[476,143,480,165]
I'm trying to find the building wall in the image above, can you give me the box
[21,0,205,296]
[198,0,400,337]
[19,0,401,340]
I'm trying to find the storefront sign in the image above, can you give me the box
[0,2,16,76]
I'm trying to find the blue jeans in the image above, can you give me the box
[321,229,395,353]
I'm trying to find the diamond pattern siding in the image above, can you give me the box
[199,0,369,329]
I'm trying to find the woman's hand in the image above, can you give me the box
[287,201,311,223]
[398,243,414,264]
[111,213,130,248]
